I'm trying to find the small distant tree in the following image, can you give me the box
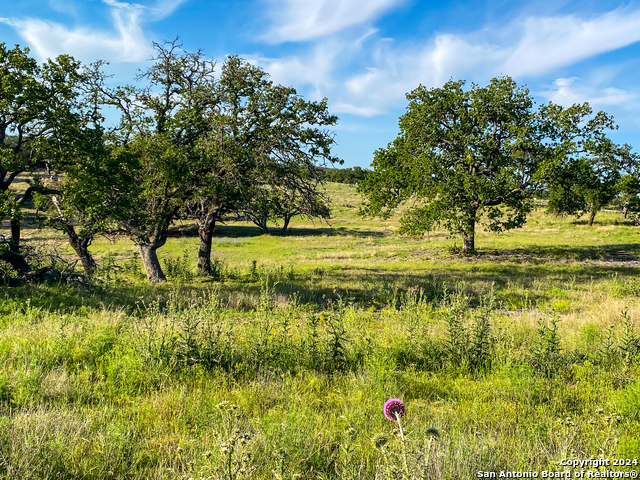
[240,181,331,234]
[540,103,629,226]
[617,173,640,219]
[274,185,331,234]
[358,77,540,254]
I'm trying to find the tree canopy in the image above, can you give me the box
[358,77,634,253]
[538,102,634,226]
[359,77,540,254]
[31,41,340,282]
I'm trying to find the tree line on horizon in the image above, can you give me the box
[1,41,639,283]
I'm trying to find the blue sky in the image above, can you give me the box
[2,0,640,167]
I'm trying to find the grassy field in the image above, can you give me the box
[1,182,640,479]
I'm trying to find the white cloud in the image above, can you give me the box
[541,77,636,108]
[331,102,383,117]
[503,9,640,76]
[263,0,403,43]
[148,0,189,20]
[247,39,345,101]
[259,6,640,117]
[48,0,80,17]
[0,0,188,63]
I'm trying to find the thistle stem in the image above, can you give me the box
[394,412,405,442]
[395,412,410,478]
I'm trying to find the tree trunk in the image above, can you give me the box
[197,213,216,276]
[254,218,269,234]
[587,211,596,226]
[10,218,20,252]
[279,215,291,235]
[462,214,475,255]
[68,235,96,276]
[139,244,166,283]
[463,234,475,255]
[622,205,629,219]
[49,197,96,275]
[3,218,30,273]
[0,249,31,273]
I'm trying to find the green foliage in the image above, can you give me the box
[1,277,639,479]
[359,77,540,253]
[240,183,332,234]
[164,249,195,282]
[619,308,640,365]
[359,76,637,251]
[540,104,635,224]
[530,314,563,378]
[0,189,20,223]
[443,287,495,373]
[615,173,640,218]
[319,166,370,184]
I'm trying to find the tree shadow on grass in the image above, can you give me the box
[3,243,638,316]
[569,216,637,227]
[474,243,640,263]
[169,223,386,239]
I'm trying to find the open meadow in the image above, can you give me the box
[2,182,640,479]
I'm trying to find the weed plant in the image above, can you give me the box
[2,272,640,479]
[3,192,640,478]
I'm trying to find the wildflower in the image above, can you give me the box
[383,398,405,421]
[411,288,418,293]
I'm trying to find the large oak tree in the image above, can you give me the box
[358,77,540,254]
[189,56,339,275]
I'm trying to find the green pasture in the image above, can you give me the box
[1,182,640,479]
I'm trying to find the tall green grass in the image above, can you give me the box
[2,273,640,479]
[2,183,640,478]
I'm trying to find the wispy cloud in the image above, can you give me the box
[0,0,188,62]
[263,0,404,43]
[252,44,338,99]
[257,6,640,117]
[503,9,640,76]
[47,0,80,18]
[541,77,636,108]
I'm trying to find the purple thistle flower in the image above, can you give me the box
[383,398,405,421]
[411,288,418,293]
